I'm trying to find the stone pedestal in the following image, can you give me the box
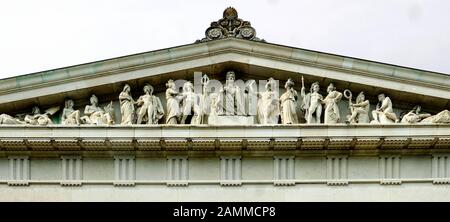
[207,115,255,125]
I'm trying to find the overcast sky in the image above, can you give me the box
[0,0,449,79]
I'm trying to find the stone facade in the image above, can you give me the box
[0,8,449,201]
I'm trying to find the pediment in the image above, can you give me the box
[0,38,449,119]
[0,5,449,126]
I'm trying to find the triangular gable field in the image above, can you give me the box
[0,7,449,201]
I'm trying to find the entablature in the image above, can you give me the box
[0,124,449,156]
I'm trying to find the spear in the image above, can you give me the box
[301,76,304,89]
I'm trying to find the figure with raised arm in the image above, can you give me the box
[322,83,342,124]
[371,93,398,124]
[345,91,370,124]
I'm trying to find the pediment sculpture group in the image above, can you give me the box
[0,70,449,126]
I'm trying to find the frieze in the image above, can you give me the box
[1,70,449,128]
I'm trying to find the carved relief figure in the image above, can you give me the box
[400,105,431,124]
[219,71,246,116]
[180,81,202,124]
[322,83,342,124]
[80,94,114,125]
[135,84,164,125]
[0,114,24,125]
[24,106,54,125]
[61,99,80,125]
[421,110,450,124]
[301,81,323,124]
[119,84,135,125]
[345,91,370,123]
[201,74,223,116]
[245,79,258,116]
[257,78,280,124]
[280,78,298,124]
[279,78,298,124]
[165,79,181,124]
[371,93,398,124]
[208,92,221,116]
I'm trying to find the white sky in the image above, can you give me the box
[0,0,449,79]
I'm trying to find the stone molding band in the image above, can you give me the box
[0,125,449,153]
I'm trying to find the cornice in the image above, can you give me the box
[0,124,448,155]
[0,38,449,102]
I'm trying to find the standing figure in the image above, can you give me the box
[24,106,54,125]
[371,93,398,124]
[220,71,246,116]
[80,94,114,125]
[180,82,202,124]
[119,84,135,125]
[279,78,299,124]
[245,79,258,117]
[165,79,181,124]
[135,84,165,124]
[322,83,342,124]
[346,91,370,123]
[257,78,280,124]
[301,81,323,124]
[201,74,223,117]
[208,92,221,116]
[401,105,431,124]
[61,99,80,125]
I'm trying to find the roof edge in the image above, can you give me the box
[0,37,448,93]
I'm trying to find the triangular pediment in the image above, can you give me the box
[0,6,449,125]
[0,38,449,117]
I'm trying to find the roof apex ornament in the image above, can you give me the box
[196,7,265,43]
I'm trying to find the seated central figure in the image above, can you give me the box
[219,71,246,116]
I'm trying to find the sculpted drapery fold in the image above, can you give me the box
[119,84,135,125]
[0,71,449,126]
[280,78,299,124]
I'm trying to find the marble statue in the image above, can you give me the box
[279,78,298,124]
[301,81,323,124]
[371,93,398,124]
[0,114,24,125]
[400,105,431,124]
[80,94,114,125]
[219,71,246,116]
[201,74,223,116]
[135,84,164,125]
[61,99,80,125]
[345,91,370,123]
[257,78,280,124]
[24,106,55,125]
[119,84,135,125]
[165,79,181,124]
[208,92,221,116]
[180,81,202,124]
[245,79,258,116]
[421,110,450,124]
[322,83,342,124]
